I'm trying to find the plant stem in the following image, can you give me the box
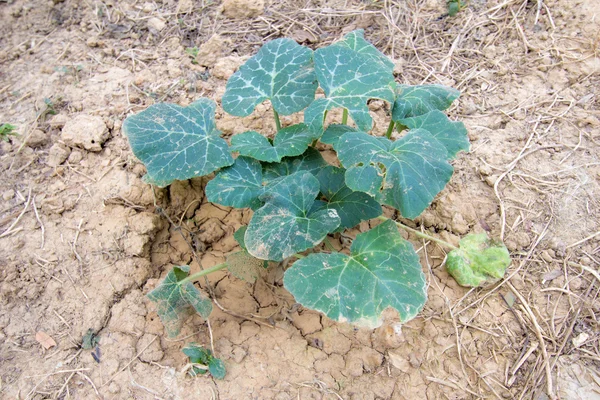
[378,216,459,250]
[273,109,282,131]
[342,109,348,125]
[180,262,229,285]
[385,121,395,139]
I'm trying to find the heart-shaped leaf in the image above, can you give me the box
[398,110,469,159]
[320,124,358,147]
[336,130,453,219]
[446,233,511,287]
[147,266,212,337]
[245,171,340,261]
[316,166,382,230]
[392,84,460,120]
[284,220,427,327]
[304,32,395,134]
[122,98,233,187]
[205,156,264,210]
[222,39,317,116]
[261,147,328,182]
[230,124,320,163]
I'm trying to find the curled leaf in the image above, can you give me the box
[446,234,511,287]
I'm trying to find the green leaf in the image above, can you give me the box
[122,98,233,187]
[392,84,460,120]
[208,358,226,380]
[221,39,317,116]
[336,130,453,219]
[304,32,395,134]
[183,343,212,365]
[205,156,264,210]
[230,124,319,163]
[226,250,268,283]
[320,124,358,147]
[81,329,99,350]
[446,234,511,287]
[245,171,340,261]
[261,147,328,183]
[448,1,460,16]
[398,110,469,159]
[316,166,382,230]
[335,29,394,73]
[233,226,248,250]
[147,266,213,337]
[284,220,427,327]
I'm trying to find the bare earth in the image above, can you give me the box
[1,0,599,399]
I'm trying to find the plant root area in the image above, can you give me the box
[1,0,599,399]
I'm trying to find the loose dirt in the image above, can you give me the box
[1,0,599,399]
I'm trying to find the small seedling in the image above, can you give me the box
[123,30,510,377]
[183,343,226,379]
[0,123,17,142]
[447,0,466,16]
[185,47,199,64]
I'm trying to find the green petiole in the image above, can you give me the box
[273,109,282,131]
[378,216,458,250]
[342,108,348,125]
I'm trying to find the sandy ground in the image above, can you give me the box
[1,0,599,399]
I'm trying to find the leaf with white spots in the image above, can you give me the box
[231,124,320,163]
[123,98,233,187]
[261,147,328,182]
[147,266,212,338]
[222,39,317,116]
[284,220,427,327]
[320,124,358,147]
[304,31,395,134]
[392,84,460,120]
[315,166,382,231]
[205,156,264,209]
[245,171,340,261]
[336,130,453,219]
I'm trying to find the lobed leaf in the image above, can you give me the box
[398,110,469,159]
[336,130,453,219]
[205,156,264,210]
[147,266,213,337]
[316,166,382,230]
[230,124,320,163]
[284,220,427,327]
[245,171,340,261]
[335,29,394,73]
[122,99,233,187]
[446,234,511,287]
[221,38,317,116]
[392,84,460,120]
[304,31,395,134]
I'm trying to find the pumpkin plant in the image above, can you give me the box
[122,30,510,378]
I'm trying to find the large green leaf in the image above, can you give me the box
[336,130,453,219]
[316,166,382,230]
[284,220,426,327]
[304,32,395,134]
[230,124,320,163]
[205,156,263,210]
[221,39,317,116]
[147,266,212,337]
[446,234,511,287]
[261,147,328,182]
[399,110,469,159]
[392,84,460,120]
[245,172,340,261]
[123,99,233,187]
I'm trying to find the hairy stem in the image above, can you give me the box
[273,109,282,131]
[342,109,348,125]
[180,262,229,285]
[385,121,395,139]
[378,216,459,250]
